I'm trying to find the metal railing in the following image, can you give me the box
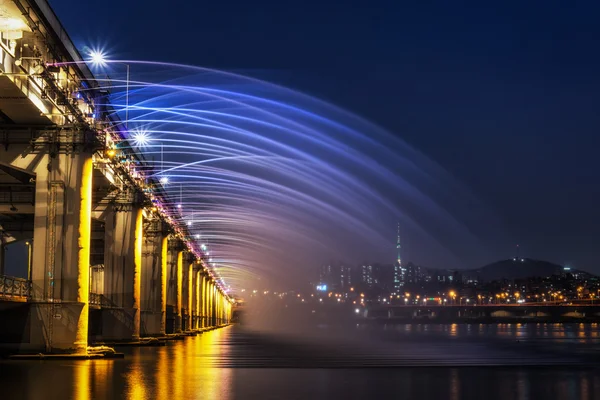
[89,292,102,307]
[0,275,31,300]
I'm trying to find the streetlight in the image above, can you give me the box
[131,130,150,147]
[87,50,130,130]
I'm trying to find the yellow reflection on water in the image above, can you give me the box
[126,350,147,400]
[188,328,233,399]
[90,360,113,398]
[449,323,458,337]
[68,329,235,400]
[74,360,90,400]
[125,328,233,400]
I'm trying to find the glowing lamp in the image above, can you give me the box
[89,50,107,67]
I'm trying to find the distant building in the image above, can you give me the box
[374,263,395,291]
[340,264,352,289]
[393,224,405,293]
[360,264,374,287]
[318,262,352,291]
[405,262,423,284]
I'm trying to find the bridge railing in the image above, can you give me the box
[0,275,31,300]
[89,292,103,307]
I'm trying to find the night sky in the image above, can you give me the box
[49,0,600,272]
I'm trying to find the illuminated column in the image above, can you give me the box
[217,292,221,326]
[215,286,219,326]
[201,273,207,328]
[199,271,205,328]
[205,280,212,327]
[195,269,202,329]
[74,156,93,352]
[221,294,225,325]
[214,291,219,326]
[165,239,183,334]
[174,251,183,333]
[215,287,221,326]
[140,222,167,336]
[160,236,168,335]
[102,206,143,340]
[185,260,193,331]
[28,152,93,353]
[132,210,143,338]
[191,266,197,330]
[221,295,226,324]
[209,281,215,327]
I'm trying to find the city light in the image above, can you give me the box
[131,130,150,147]
[88,49,107,67]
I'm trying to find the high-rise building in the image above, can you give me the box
[319,264,334,285]
[405,262,423,284]
[360,264,374,287]
[393,223,405,294]
[319,262,352,291]
[373,263,395,291]
[340,264,352,289]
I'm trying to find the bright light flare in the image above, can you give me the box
[159,176,169,185]
[131,130,150,147]
[88,50,107,67]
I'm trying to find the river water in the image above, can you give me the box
[1,323,600,399]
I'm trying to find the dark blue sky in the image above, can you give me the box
[50,0,600,271]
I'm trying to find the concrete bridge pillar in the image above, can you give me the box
[197,272,203,328]
[218,289,222,325]
[183,260,193,331]
[27,152,94,353]
[190,266,197,329]
[101,207,143,341]
[201,273,207,328]
[210,281,216,327]
[174,250,184,333]
[205,279,211,327]
[140,228,167,336]
[165,238,183,334]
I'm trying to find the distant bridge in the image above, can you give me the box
[0,0,231,354]
[365,304,600,322]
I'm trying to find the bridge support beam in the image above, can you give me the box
[209,281,215,327]
[141,232,167,336]
[201,272,207,328]
[184,261,193,331]
[101,207,143,341]
[203,278,209,328]
[195,269,202,329]
[165,241,184,334]
[191,266,198,329]
[173,250,184,333]
[26,152,93,353]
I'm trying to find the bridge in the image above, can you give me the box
[365,304,600,323]
[0,0,231,354]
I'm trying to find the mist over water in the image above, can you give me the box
[92,60,504,292]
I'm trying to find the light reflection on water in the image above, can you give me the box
[1,325,600,399]
[119,328,233,400]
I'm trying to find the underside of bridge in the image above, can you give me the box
[0,0,231,354]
